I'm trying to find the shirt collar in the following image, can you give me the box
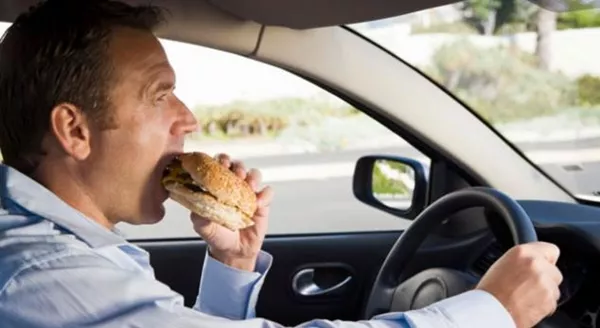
[0,164,127,248]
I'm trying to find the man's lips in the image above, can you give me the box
[160,153,182,174]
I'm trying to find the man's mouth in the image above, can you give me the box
[160,153,182,175]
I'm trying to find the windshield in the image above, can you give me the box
[351,0,600,201]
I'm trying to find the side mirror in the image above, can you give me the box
[353,155,428,220]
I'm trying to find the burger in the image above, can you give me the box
[161,152,257,231]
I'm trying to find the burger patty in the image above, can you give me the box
[162,159,228,209]
[162,157,252,217]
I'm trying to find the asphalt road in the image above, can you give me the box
[118,140,600,240]
[121,176,410,240]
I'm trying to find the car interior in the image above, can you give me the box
[2,0,600,328]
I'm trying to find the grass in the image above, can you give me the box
[372,161,411,196]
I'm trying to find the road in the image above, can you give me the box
[121,176,410,240]
[118,140,600,240]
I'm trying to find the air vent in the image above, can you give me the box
[472,241,505,275]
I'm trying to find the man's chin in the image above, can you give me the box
[132,203,166,226]
[147,204,167,224]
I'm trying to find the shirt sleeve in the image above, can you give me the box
[194,250,273,319]
[193,250,515,328]
[395,290,516,328]
[0,250,516,328]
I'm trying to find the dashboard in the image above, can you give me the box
[475,200,600,328]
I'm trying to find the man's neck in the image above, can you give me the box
[32,162,114,230]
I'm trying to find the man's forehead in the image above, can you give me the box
[108,27,169,75]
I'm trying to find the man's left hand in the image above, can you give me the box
[191,153,274,272]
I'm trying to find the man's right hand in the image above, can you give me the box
[476,242,563,328]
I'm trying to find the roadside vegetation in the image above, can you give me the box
[188,42,600,144]
[371,161,411,196]
[187,2,600,145]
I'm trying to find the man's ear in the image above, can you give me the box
[49,103,92,161]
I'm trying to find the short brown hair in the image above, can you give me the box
[0,0,165,175]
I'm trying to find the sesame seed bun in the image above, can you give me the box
[162,152,257,231]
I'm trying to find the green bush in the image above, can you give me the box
[558,10,600,30]
[372,163,410,196]
[412,22,478,35]
[423,39,577,123]
[190,97,360,139]
[576,74,600,106]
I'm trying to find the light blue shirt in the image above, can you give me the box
[0,164,516,327]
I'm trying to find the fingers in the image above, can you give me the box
[527,241,561,265]
[230,161,247,180]
[518,242,563,314]
[214,153,263,191]
[215,153,231,168]
[256,185,274,209]
[246,186,274,239]
[190,213,217,238]
[547,262,564,285]
[512,242,563,285]
[246,169,262,191]
[215,153,247,180]
[548,282,561,315]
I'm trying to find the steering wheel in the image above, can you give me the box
[362,187,538,320]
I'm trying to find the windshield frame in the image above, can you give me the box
[343,23,581,203]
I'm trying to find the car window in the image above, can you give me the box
[119,39,432,239]
[350,0,600,204]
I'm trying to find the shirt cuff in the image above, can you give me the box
[194,250,273,319]
[401,290,516,328]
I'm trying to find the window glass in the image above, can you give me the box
[350,1,600,203]
[120,39,430,239]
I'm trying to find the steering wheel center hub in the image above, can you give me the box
[390,268,479,312]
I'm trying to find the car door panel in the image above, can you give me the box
[138,228,491,326]
[254,232,400,325]
[138,232,400,325]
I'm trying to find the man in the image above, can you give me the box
[0,0,562,327]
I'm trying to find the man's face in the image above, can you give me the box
[81,27,197,225]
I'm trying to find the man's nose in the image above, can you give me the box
[172,98,199,135]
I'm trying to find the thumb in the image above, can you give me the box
[191,213,217,238]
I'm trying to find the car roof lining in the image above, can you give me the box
[0,0,459,29]
[206,0,460,29]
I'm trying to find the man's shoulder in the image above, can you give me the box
[0,226,117,295]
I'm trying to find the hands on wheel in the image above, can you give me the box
[190,155,563,328]
[190,153,274,272]
[476,242,563,328]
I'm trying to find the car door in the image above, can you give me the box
[116,37,432,325]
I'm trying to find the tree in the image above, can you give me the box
[462,0,545,34]
[462,0,502,35]
[496,0,538,31]
[461,0,556,70]
[535,8,557,70]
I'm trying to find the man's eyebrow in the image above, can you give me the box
[146,61,171,74]
[155,81,175,93]
[138,62,174,98]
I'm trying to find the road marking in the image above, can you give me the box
[527,148,600,164]
[262,162,356,182]
[259,148,600,183]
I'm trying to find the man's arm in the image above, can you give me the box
[193,249,515,327]
[0,251,515,328]
[194,250,273,319]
